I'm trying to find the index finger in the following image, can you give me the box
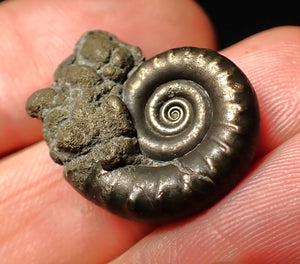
[0,0,216,156]
[0,0,216,263]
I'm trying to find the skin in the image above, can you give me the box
[0,0,299,263]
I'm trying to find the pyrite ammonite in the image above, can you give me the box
[26,31,260,222]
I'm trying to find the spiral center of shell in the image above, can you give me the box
[169,107,180,120]
[167,106,181,121]
[156,97,192,135]
[138,79,213,161]
[162,100,184,123]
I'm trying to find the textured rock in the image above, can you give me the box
[26,31,144,175]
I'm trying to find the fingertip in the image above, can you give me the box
[219,26,300,156]
[75,0,217,57]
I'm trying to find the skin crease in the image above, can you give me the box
[113,27,300,263]
[0,0,215,263]
[0,1,300,264]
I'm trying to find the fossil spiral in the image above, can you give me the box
[26,31,260,222]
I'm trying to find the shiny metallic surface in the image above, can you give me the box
[119,47,260,222]
[137,79,212,160]
[26,31,260,223]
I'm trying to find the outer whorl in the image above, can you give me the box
[26,31,260,222]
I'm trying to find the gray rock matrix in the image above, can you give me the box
[26,31,145,192]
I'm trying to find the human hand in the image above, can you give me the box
[0,0,299,263]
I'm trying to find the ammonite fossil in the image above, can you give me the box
[26,31,260,222]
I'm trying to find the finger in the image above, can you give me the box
[111,134,300,264]
[110,26,300,264]
[220,26,300,156]
[0,142,154,263]
[0,1,216,262]
[0,0,216,155]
